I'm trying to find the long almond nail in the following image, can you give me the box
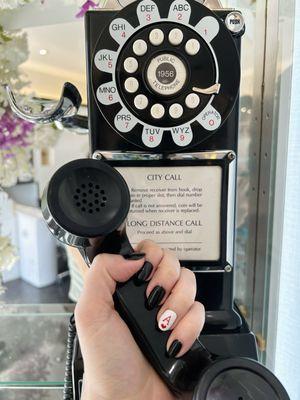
[147,286,165,309]
[167,340,182,358]
[136,261,153,282]
[158,310,177,331]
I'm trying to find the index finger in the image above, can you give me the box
[135,239,164,279]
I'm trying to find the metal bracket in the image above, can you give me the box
[4,82,82,124]
[198,0,223,8]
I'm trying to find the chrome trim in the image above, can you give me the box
[227,155,236,267]
[4,82,82,124]
[168,150,233,161]
[194,269,226,273]
[202,0,224,8]
[79,248,92,268]
[98,151,164,161]
[225,11,245,35]
[41,185,91,248]
[0,387,63,390]
[98,150,234,162]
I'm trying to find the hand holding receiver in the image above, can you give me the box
[41,157,208,394]
[41,158,290,400]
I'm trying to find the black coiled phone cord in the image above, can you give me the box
[63,314,76,400]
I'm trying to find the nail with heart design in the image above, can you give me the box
[158,309,177,331]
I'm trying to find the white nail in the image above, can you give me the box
[158,310,177,331]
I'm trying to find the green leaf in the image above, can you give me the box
[0,25,12,43]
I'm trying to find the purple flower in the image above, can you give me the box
[0,109,34,151]
[76,1,100,18]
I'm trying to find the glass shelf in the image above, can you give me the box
[0,388,63,399]
[0,304,74,387]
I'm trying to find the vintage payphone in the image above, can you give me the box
[5,0,290,399]
[85,0,251,355]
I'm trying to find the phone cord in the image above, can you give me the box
[63,314,76,400]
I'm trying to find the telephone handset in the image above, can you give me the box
[88,0,243,152]
[42,158,290,400]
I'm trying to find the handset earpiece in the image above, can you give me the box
[41,158,132,258]
[193,357,290,400]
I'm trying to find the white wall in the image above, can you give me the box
[34,129,89,197]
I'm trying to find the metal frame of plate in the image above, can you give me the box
[263,0,297,371]
[249,0,296,365]
[230,0,281,362]
[251,0,280,360]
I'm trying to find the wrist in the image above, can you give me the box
[80,377,176,400]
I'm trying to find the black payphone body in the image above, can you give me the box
[84,0,257,361]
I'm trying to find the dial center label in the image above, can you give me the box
[156,62,177,85]
[147,53,187,96]
[117,166,222,261]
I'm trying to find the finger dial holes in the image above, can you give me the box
[117,22,208,128]
[73,183,107,214]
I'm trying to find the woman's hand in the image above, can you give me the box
[75,240,205,400]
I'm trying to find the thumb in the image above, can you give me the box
[75,253,145,326]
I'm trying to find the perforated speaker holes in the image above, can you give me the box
[73,183,107,214]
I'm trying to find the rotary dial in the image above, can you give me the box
[92,0,241,150]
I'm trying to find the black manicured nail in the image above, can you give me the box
[147,286,165,309]
[123,253,145,261]
[137,261,153,282]
[167,340,182,358]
